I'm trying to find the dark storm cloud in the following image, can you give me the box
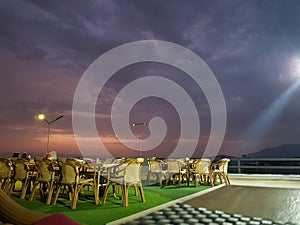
[1,0,300,156]
[0,0,116,71]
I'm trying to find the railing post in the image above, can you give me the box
[238,159,241,174]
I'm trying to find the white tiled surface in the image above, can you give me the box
[229,173,300,188]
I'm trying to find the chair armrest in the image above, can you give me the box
[210,162,218,170]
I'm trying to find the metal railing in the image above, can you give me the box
[228,158,300,174]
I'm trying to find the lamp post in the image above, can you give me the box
[132,122,147,158]
[38,114,64,153]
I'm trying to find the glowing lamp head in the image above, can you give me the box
[38,114,45,120]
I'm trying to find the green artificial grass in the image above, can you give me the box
[11,183,213,225]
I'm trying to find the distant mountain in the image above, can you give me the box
[248,144,300,158]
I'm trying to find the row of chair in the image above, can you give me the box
[146,158,231,187]
[0,158,37,199]
[0,158,98,209]
[0,157,230,210]
[0,157,146,209]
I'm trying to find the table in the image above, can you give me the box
[91,163,119,204]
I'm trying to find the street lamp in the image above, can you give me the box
[132,122,147,158]
[38,114,64,153]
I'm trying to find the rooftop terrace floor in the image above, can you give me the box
[110,174,300,225]
[185,185,300,224]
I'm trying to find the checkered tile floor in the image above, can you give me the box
[123,203,296,225]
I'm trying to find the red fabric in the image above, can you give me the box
[34,213,82,225]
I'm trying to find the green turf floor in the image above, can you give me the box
[10,183,212,225]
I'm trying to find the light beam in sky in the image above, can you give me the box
[242,77,300,147]
[290,57,300,80]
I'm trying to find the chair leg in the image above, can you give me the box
[1,179,6,192]
[219,174,223,184]
[138,185,146,203]
[101,182,113,205]
[6,180,14,196]
[194,174,199,187]
[178,174,182,187]
[210,174,216,186]
[146,172,150,185]
[115,185,121,195]
[3,180,12,194]
[159,173,163,186]
[165,176,170,185]
[93,184,99,205]
[20,181,29,199]
[122,185,128,207]
[46,182,55,205]
[134,185,138,196]
[52,185,61,205]
[71,187,79,209]
[203,175,209,185]
[94,173,100,205]
[29,182,39,201]
[224,174,230,185]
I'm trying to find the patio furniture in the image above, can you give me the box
[146,158,166,185]
[52,159,97,209]
[29,158,58,204]
[180,159,197,186]
[191,158,211,186]
[92,160,123,203]
[101,158,145,207]
[165,159,185,187]
[0,158,13,193]
[8,158,37,199]
[210,158,230,186]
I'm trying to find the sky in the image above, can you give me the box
[1,0,300,158]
